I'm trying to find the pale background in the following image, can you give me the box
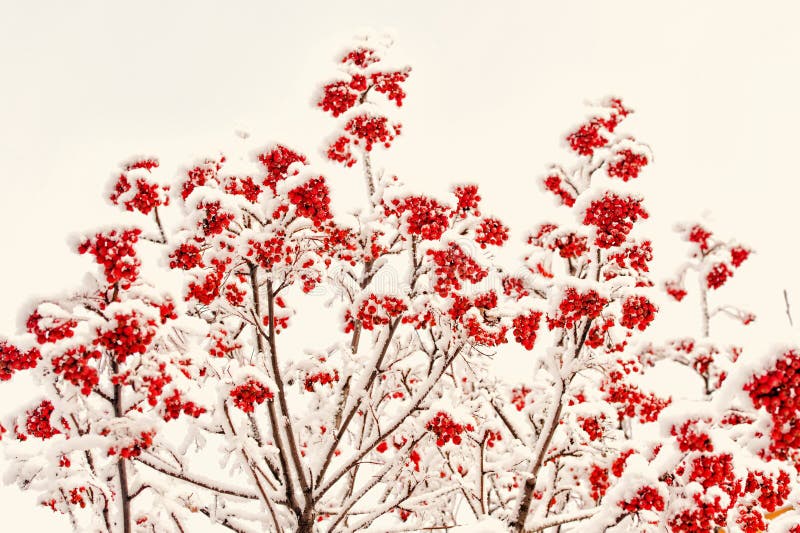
[1,1,799,530]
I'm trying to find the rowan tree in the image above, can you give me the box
[1,33,799,533]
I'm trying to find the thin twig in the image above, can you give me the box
[784,289,794,326]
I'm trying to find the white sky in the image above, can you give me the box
[1,1,800,530]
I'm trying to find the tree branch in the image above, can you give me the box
[134,457,263,501]
[525,506,598,531]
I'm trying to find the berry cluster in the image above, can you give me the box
[567,123,609,156]
[664,453,741,532]
[153,295,176,321]
[453,184,481,216]
[426,411,473,447]
[687,453,738,498]
[463,316,508,347]
[475,217,509,248]
[41,487,90,512]
[743,470,791,512]
[565,98,629,156]
[706,262,733,290]
[156,293,179,318]
[668,508,722,533]
[606,149,648,181]
[317,223,359,264]
[502,276,530,300]
[298,270,321,294]
[109,430,155,459]
[187,263,225,305]
[449,292,508,347]
[720,411,753,427]
[318,70,410,118]
[387,195,452,240]
[603,378,670,423]
[0,341,41,381]
[578,415,605,441]
[326,135,357,167]
[52,345,101,395]
[400,305,436,329]
[168,242,204,270]
[318,79,362,117]
[586,317,616,350]
[612,449,635,477]
[223,175,262,203]
[246,234,295,271]
[670,419,713,452]
[736,508,766,533]
[511,385,532,411]
[198,201,235,236]
[230,380,274,413]
[664,280,687,302]
[589,464,609,500]
[512,310,542,350]
[257,145,307,192]
[619,295,657,331]
[109,172,169,215]
[341,47,379,68]
[345,295,407,332]
[23,400,61,440]
[304,370,340,392]
[155,298,177,321]
[162,390,206,421]
[688,225,712,252]
[744,349,800,458]
[668,225,751,310]
[67,487,89,509]
[527,223,559,247]
[552,232,589,259]
[319,45,409,165]
[617,485,665,513]
[78,229,142,288]
[125,158,159,172]
[542,175,576,207]
[344,114,401,152]
[181,158,223,201]
[137,362,171,406]
[607,240,653,273]
[427,244,488,297]
[208,327,241,358]
[582,193,648,249]
[371,69,411,106]
[681,345,729,387]
[287,176,333,226]
[547,288,608,330]
[94,312,158,363]
[26,310,77,344]
[730,246,750,267]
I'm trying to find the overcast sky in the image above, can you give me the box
[1,1,799,530]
